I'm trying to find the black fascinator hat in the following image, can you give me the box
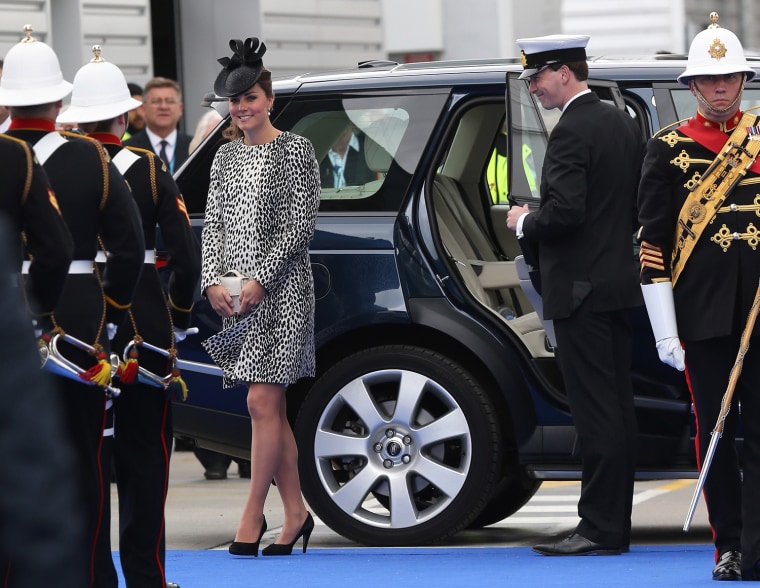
[214,37,267,97]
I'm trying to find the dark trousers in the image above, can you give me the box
[553,300,637,547]
[112,381,173,587]
[683,335,760,575]
[55,376,116,588]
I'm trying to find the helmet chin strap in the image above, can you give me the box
[691,77,746,117]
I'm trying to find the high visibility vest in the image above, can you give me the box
[487,149,508,204]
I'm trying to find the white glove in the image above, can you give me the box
[106,322,118,341]
[173,326,199,343]
[641,282,685,371]
[655,337,685,371]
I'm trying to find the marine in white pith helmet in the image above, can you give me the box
[0,25,72,106]
[678,12,757,118]
[56,45,142,125]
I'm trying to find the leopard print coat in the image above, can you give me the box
[201,132,320,387]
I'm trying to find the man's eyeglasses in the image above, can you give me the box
[148,98,179,106]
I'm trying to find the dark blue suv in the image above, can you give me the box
[170,56,760,546]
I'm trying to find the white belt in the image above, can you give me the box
[94,250,155,264]
[21,259,93,275]
[69,260,94,274]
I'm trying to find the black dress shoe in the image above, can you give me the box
[533,532,622,556]
[713,549,741,581]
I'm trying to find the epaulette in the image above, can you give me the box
[124,145,155,158]
[60,130,110,210]
[124,145,159,205]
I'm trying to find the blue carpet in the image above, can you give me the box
[113,545,720,587]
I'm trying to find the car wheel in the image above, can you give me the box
[466,473,541,529]
[295,344,502,546]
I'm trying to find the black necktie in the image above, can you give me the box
[158,140,169,167]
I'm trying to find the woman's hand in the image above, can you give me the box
[238,279,265,315]
[206,284,236,318]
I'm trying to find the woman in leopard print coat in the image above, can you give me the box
[201,38,320,557]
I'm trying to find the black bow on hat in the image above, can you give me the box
[214,37,267,97]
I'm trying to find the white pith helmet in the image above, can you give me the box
[678,12,756,85]
[56,45,143,124]
[0,25,72,106]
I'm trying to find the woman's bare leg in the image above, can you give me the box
[271,395,308,543]
[233,382,285,543]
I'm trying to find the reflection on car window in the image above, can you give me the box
[291,109,409,204]
[508,77,546,203]
[277,92,448,212]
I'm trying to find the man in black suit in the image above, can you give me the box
[507,34,644,556]
[319,125,378,188]
[124,76,192,174]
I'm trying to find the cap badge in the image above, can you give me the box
[709,38,727,60]
[520,50,527,68]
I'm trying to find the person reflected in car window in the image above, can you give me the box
[638,13,760,582]
[507,33,645,557]
[320,124,377,189]
[201,37,320,558]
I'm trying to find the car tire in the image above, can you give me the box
[466,472,541,529]
[295,344,502,546]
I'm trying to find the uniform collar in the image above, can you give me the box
[695,109,742,133]
[88,132,122,146]
[7,117,56,132]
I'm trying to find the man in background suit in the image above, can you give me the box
[506,34,644,556]
[124,77,191,174]
[319,125,377,189]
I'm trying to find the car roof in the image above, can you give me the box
[271,55,760,91]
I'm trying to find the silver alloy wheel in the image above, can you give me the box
[312,367,472,529]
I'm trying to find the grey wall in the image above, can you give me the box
[178,0,261,138]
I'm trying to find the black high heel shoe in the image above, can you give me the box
[261,512,314,556]
[229,516,267,557]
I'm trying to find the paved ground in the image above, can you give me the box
[110,450,714,552]
[110,449,356,551]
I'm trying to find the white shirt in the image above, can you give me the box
[146,127,178,170]
[327,133,361,188]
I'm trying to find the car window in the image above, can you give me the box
[273,91,449,212]
[507,76,546,204]
[671,87,760,119]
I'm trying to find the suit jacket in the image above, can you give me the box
[521,92,644,320]
[319,133,378,188]
[124,129,192,173]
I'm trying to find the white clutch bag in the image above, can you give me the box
[219,270,250,312]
